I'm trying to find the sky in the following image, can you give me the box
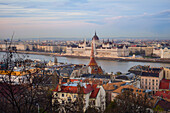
[0,0,170,40]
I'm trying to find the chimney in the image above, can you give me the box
[77,82,81,93]
[58,84,61,91]
[59,77,62,84]
[67,78,70,83]
[54,57,58,65]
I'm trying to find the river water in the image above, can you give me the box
[0,52,169,73]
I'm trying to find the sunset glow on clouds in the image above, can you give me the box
[0,0,170,39]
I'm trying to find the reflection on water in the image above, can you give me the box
[0,52,169,73]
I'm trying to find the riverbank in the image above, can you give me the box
[1,51,170,63]
[62,54,170,63]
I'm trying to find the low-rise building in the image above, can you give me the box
[164,67,170,80]
[111,85,152,101]
[129,46,153,56]
[160,47,170,58]
[103,81,126,102]
[153,47,170,58]
[0,67,37,84]
[140,68,164,92]
[52,81,106,112]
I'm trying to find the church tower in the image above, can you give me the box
[88,33,103,74]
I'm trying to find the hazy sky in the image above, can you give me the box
[0,0,170,39]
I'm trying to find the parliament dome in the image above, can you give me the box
[92,32,99,40]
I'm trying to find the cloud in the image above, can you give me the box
[0,0,170,38]
[85,20,105,25]
[67,12,87,16]
[151,10,170,20]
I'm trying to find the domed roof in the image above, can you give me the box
[92,32,99,40]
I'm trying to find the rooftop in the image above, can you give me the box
[155,99,170,111]
[159,79,170,90]
[113,85,148,96]
[53,81,101,98]
[92,32,99,41]
[154,91,170,100]
[141,72,159,77]
[103,82,126,91]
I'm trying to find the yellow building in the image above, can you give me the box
[0,67,37,84]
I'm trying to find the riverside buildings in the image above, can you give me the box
[153,47,170,58]
[66,32,129,57]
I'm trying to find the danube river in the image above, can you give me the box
[0,52,169,73]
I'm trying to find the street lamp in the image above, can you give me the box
[36,103,40,113]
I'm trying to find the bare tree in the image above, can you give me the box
[105,91,154,113]
[0,39,52,113]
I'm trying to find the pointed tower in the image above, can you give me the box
[88,40,98,68]
[84,38,86,48]
[88,33,103,74]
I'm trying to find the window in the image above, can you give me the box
[152,79,154,83]
[74,95,76,98]
[19,78,21,83]
[91,100,95,105]
[55,93,58,97]
[62,94,64,97]
[145,86,147,89]
[156,80,158,82]
[68,97,71,102]
[152,87,154,90]
[62,101,64,104]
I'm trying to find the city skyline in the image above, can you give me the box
[0,0,170,39]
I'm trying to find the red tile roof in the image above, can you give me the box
[53,83,94,94]
[92,84,97,89]
[53,83,101,99]
[156,100,170,111]
[70,79,82,82]
[159,79,170,90]
[154,91,170,99]
[90,88,100,98]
